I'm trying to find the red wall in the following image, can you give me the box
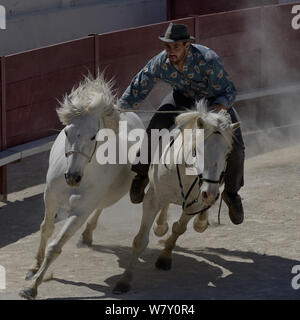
[4,37,95,147]
[167,0,278,20]
[195,7,263,92]
[261,4,300,86]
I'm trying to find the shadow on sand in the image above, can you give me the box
[0,152,49,247]
[48,245,300,300]
[0,193,44,248]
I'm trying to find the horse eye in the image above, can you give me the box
[64,130,68,137]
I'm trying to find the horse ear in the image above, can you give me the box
[197,117,204,129]
[230,122,240,131]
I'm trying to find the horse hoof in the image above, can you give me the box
[193,213,209,233]
[153,222,169,237]
[155,257,172,270]
[193,220,208,233]
[113,281,131,294]
[77,236,92,248]
[19,287,37,300]
[25,270,37,281]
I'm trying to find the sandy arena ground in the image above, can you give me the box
[0,143,299,300]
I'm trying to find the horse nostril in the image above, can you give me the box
[202,191,208,200]
[64,173,69,180]
[75,176,82,183]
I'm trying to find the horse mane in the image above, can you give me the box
[56,72,118,125]
[175,99,233,148]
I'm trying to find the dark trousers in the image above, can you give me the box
[132,90,245,194]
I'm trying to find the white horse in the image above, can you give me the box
[113,103,240,293]
[19,73,144,299]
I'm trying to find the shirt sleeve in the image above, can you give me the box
[120,56,161,109]
[205,51,236,108]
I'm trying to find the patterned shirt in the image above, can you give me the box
[120,44,236,109]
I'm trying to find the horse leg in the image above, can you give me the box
[19,208,91,300]
[193,209,209,233]
[156,212,193,270]
[113,187,163,294]
[25,189,57,280]
[153,203,169,237]
[78,208,103,247]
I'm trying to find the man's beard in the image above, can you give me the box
[169,49,187,66]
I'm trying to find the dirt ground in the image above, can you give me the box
[0,142,299,300]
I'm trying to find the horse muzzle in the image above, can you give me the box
[201,190,220,206]
[64,172,82,187]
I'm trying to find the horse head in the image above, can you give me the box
[56,73,117,187]
[63,113,99,186]
[197,111,240,205]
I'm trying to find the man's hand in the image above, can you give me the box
[211,104,228,113]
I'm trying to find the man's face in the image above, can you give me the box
[164,42,190,65]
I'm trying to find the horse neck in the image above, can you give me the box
[100,108,120,133]
[163,125,200,173]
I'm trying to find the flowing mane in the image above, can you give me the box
[175,99,234,148]
[57,72,117,125]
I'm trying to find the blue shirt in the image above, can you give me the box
[120,44,236,109]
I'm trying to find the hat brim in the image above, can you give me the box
[158,35,195,43]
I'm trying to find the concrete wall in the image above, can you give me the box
[0,0,166,56]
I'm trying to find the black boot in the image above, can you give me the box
[222,190,244,225]
[130,174,149,204]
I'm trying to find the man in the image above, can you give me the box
[120,23,245,225]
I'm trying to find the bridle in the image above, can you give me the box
[166,130,227,216]
[65,140,98,163]
[64,120,100,163]
[176,163,225,216]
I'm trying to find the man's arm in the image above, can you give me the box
[205,51,236,111]
[120,55,161,109]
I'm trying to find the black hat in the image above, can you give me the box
[159,23,195,43]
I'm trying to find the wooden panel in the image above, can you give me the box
[261,3,300,86]
[4,36,95,147]
[199,31,261,58]
[5,64,94,147]
[5,37,94,83]
[6,63,94,110]
[196,7,262,39]
[7,129,60,148]
[0,57,7,199]
[222,51,261,91]
[0,57,3,151]
[97,18,195,96]
[195,8,262,91]
[168,0,278,19]
[6,100,63,147]
[0,57,6,150]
